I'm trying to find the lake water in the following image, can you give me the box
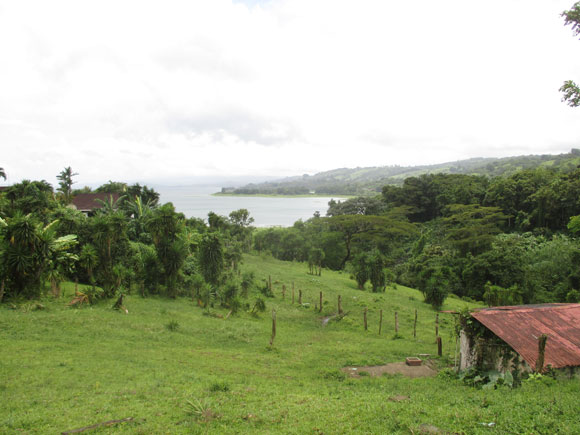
[154,185,344,227]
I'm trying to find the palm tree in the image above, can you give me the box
[0,167,6,180]
[56,166,78,203]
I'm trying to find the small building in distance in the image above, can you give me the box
[459,303,580,376]
[70,193,120,216]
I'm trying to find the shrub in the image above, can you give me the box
[166,320,180,331]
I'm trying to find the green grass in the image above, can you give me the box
[1,254,579,434]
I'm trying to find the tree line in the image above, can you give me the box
[256,168,580,308]
[2,163,580,311]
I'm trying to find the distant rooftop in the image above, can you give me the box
[70,193,120,212]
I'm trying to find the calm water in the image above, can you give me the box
[154,185,344,227]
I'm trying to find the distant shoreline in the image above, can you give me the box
[212,192,353,199]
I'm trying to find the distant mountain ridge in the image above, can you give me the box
[224,149,580,196]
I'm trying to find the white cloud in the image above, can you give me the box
[0,0,579,185]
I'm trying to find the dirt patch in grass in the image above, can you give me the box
[343,361,437,379]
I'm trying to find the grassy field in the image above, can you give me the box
[1,254,579,434]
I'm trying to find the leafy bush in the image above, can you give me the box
[251,297,266,314]
[437,367,458,380]
[458,368,514,389]
[240,271,255,298]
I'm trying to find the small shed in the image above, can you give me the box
[70,193,120,216]
[460,303,580,374]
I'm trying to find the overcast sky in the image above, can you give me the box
[1,0,579,186]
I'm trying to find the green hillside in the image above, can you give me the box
[1,254,579,434]
[225,149,580,196]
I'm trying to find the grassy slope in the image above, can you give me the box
[1,255,579,434]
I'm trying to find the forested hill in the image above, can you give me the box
[224,149,580,196]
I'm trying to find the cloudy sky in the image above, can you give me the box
[1,0,579,186]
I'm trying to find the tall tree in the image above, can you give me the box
[560,2,580,107]
[56,167,78,204]
[199,233,224,286]
[146,203,188,298]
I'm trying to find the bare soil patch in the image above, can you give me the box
[342,360,437,379]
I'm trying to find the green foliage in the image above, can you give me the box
[90,211,129,297]
[251,296,266,314]
[418,266,450,309]
[0,214,78,299]
[459,368,514,389]
[483,282,523,307]
[349,252,371,289]
[326,196,387,216]
[368,250,387,293]
[442,204,508,256]
[218,279,240,310]
[240,271,255,298]
[199,233,224,286]
[147,203,189,298]
[56,166,78,204]
[2,179,57,218]
[561,3,580,106]
[307,247,324,276]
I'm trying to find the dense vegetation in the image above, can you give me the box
[256,167,580,308]
[0,170,254,313]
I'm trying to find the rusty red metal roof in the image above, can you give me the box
[471,303,580,369]
[71,193,120,212]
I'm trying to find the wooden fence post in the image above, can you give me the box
[364,308,368,331]
[395,311,399,334]
[319,291,323,313]
[379,309,383,335]
[269,309,277,346]
[292,287,295,304]
[338,295,343,315]
[413,309,417,339]
[298,289,302,305]
[282,284,286,300]
[536,334,548,373]
[268,275,272,291]
[435,313,439,338]
[437,336,442,356]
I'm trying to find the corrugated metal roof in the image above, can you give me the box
[471,303,580,369]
